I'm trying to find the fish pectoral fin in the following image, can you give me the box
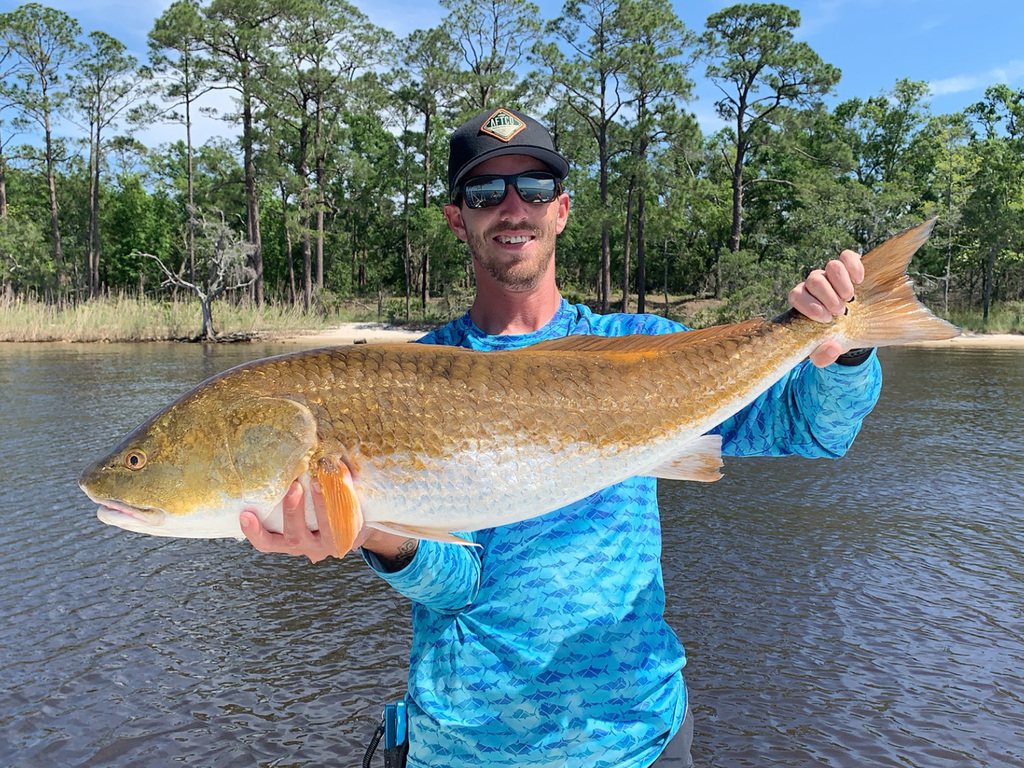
[643,435,724,482]
[366,521,479,548]
[315,457,364,557]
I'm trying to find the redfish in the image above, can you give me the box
[79,220,958,554]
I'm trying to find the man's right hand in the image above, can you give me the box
[240,480,417,569]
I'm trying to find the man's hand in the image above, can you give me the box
[788,249,865,368]
[240,480,337,563]
[240,480,417,568]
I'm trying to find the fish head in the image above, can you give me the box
[79,387,318,539]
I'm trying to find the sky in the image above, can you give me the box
[14,0,1024,147]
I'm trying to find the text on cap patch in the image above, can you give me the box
[480,109,526,142]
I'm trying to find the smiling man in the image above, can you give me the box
[242,108,882,767]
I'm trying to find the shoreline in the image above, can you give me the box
[269,322,427,345]
[269,323,1024,348]
[2,323,1021,348]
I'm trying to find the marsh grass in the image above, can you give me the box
[0,294,368,342]
[948,302,1024,335]
[1,293,1018,343]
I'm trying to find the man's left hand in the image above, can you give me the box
[788,250,864,367]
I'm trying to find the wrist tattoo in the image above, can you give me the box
[383,539,418,573]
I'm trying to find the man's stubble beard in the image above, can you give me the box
[468,221,556,292]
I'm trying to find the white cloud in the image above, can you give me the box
[929,60,1024,96]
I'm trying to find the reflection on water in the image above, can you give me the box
[1,343,1022,766]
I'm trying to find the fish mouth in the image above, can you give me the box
[92,498,168,532]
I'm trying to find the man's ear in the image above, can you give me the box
[443,203,468,243]
[554,192,570,235]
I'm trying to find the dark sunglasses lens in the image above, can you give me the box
[515,174,558,203]
[463,178,508,209]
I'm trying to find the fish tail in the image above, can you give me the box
[845,218,960,347]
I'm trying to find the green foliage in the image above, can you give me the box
[0,1,1021,330]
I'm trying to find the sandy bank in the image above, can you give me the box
[271,322,426,346]
[906,332,1024,348]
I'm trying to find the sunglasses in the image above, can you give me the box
[453,171,562,209]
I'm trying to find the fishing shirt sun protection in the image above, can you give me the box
[363,300,883,768]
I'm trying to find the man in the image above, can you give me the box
[241,108,881,767]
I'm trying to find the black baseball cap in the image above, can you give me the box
[447,108,570,198]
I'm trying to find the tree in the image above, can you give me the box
[148,0,214,285]
[261,0,389,310]
[138,208,256,340]
[535,0,630,312]
[395,25,459,309]
[965,85,1024,321]
[927,112,978,313]
[72,30,148,297]
[442,0,541,115]
[615,0,694,312]
[703,2,839,253]
[201,0,285,308]
[0,3,82,290]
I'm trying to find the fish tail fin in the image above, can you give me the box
[846,218,960,347]
[315,457,363,557]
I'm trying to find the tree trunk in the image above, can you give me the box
[301,209,312,313]
[621,181,635,313]
[0,125,7,218]
[982,246,996,324]
[662,238,670,317]
[636,189,647,314]
[186,93,196,284]
[729,143,744,253]
[200,294,216,340]
[242,84,263,307]
[598,132,611,313]
[279,182,296,305]
[45,122,64,290]
[422,110,432,209]
[89,122,102,297]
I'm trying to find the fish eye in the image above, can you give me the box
[123,450,147,470]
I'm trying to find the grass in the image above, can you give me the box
[948,302,1024,335]
[0,294,372,342]
[0,292,1018,343]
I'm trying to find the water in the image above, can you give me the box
[0,343,1021,766]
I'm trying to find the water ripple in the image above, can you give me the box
[1,344,1022,766]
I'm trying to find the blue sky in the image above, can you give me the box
[21,0,1024,145]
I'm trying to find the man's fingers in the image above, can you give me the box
[790,250,865,324]
[281,480,307,547]
[309,479,340,556]
[838,249,864,285]
[809,340,843,368]
[240,510,274,552]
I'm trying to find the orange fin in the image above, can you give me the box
[642,435,724,482]
[366,521,479,547]
[846,218,960,346]
[315,457,363,556]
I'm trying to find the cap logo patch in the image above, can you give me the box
[479,109,526,142]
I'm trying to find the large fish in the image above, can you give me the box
[80,220,959,554]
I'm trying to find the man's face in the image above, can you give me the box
[444,154,570,293]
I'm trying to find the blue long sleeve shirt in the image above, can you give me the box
[363,299,882,768]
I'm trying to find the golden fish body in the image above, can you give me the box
[79,220,959,551]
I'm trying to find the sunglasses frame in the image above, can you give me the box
[452,171,563,209]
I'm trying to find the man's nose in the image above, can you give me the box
[497,182,532,215]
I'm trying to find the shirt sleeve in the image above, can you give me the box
[713,352,882,459]
[361,532,483,615]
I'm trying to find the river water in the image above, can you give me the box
[0,342,1021,767]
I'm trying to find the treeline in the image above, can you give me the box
[1,0,1022,326]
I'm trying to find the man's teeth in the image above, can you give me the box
[498,235,530,244]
